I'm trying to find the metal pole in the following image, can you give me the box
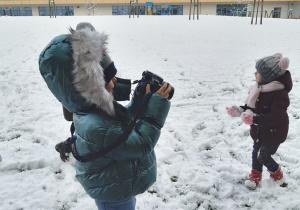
[49,0,51,18]
[189,0,192,20]
[260,0,263,24]
[193,0,196,20]
[251,0,256,24]
[137,0,139,18]
[255,0,260,24]
[129,0,131,18]
[197,0,199,20]
[54,1,56,18]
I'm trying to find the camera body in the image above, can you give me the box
[136,71,174,100]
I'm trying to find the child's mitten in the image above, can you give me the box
[241,110,254,125]
[226,105,242,117]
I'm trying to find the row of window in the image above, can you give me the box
[0,5,183,16]
[0,5,283,17]
[0,5,184,16]
[38,6,74,16]
[1,7,32,16]
[112,5,183,16]
[216,4,282,18]
[0,6,74,16]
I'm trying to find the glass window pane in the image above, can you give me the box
[3,7,32,16]
[217,4,247,17]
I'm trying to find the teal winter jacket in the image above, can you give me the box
[39,27,171,202]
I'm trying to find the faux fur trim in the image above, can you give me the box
[70,28,115,116]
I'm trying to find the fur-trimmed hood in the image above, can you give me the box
[70,28,115,116]
[39,28,115,116]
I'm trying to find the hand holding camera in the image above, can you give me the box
[135,71,174,100]
[146,83,172,99]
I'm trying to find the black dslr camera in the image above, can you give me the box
[135,71,174,100]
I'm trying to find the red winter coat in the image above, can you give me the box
[247,71,292,145]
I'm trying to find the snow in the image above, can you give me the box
[1,15,300,210]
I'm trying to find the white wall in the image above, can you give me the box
[182,2,217,16]
[199,3,218,15]
[291,1,300,18]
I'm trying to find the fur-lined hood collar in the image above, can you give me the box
[70,28,115,116]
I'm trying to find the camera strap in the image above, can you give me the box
[70,92,153,163]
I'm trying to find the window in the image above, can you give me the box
[129,5,144,16]
[2,7,32,16]
[38,6,74,16]
[138,6,145,15]
[38,7,49,16]
[153,5,162,15]
[273,7,281,18]
[112,6,118,15]
[170,5,183,15]
[56,6,74,16]
[217,4,247,16]
[112,5,129,15]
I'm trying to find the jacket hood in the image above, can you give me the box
[39,28,115,116]
[70,28,115,116]
[276,70,293,93]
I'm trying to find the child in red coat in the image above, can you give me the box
[226,53,292,188]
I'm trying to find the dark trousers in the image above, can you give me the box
[95,197,136,210]
[252,140,280,173]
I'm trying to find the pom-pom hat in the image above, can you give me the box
[255,53,290,84]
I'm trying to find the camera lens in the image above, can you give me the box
[168,86,174,100]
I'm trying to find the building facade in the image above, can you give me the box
[0,0,299,19]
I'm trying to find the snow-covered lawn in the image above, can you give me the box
[0,15,300,210]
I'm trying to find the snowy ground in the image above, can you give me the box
[0,15,300,210]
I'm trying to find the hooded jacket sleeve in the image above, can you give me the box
[107,94,171,160]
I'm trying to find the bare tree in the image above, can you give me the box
[84,0,98,16]
[231,0,250,16]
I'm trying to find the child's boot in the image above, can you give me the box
[248,169,262,186]
[268,166,283,181]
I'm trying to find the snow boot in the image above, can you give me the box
[248,169,262,186]
[268,166,283,181]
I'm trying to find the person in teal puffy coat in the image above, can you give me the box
[39,22,172,209]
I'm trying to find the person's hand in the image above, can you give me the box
[148,83,172,99]
[241,110,254,125]
[226,105,242,117]
[145,83,172,99]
